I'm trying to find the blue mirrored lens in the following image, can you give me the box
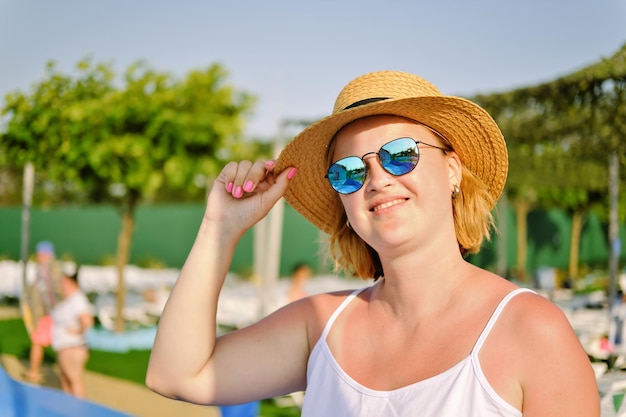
[379,138,419,175]
[327,157,366,194]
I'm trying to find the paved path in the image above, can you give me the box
[0,353,219,417]
[0,305,21,319]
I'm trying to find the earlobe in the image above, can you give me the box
[451,184,460,199]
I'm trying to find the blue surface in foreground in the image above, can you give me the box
[219,401,261,417]
[0,366,131,417]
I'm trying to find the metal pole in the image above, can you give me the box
[606,151,621,361]
[254,214,268,318]
[20,162,35,291]
[259,126,287,316]
[608,151,620,304]
[256,122,289,317]
[262,190,284,316]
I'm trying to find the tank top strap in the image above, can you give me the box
[319,286,369,341]
[471,287,536,355]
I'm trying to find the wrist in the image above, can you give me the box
[198,218,242,250]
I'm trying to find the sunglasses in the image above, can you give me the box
[325,137,448,194]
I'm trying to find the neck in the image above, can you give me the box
[373,248,472,320]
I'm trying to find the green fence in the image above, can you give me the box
[0,203,624,278]
[0,203,325,277]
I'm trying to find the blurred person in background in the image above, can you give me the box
[50,267,94,398]
[288,262,312,302]
[23,240,62,384]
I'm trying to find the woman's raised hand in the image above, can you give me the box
[205,160,295,237]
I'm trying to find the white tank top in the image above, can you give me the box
[301,287,533,417]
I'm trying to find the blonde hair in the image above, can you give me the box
[325,121,497,280]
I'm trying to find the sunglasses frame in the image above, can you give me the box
[325,137,449,194]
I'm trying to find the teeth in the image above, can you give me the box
[373,199,403,211]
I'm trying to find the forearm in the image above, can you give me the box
[146,218,238,395]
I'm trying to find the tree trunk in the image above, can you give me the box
[496,192,509,278]
[514,199,530,283]
[568,210,584,286]
[114,198,136,333]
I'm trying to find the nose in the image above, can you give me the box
[363,154,394,192]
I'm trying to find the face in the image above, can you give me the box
[36,251,53,264]
[60,275,77,297]
[331,115,461,253]
[293,265,311,281]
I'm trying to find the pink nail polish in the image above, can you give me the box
[227,182,233,193]
[266,160,275,167]
[243,180,254,192]
[288,168,297,179]
[234,186,243,198]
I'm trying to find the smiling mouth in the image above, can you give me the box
[371,199,407,212]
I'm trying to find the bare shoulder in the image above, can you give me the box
[466,267,572,336]
[293,288,366,346]
[502,290,574,338]
[484,288,599,415]
[464,263,568,327]
[270,287,365,324]
[307,288,363,306]
[301,288,365,318]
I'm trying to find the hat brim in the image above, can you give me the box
[275,95,508,234]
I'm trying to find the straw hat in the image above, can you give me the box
[275,70,508,235]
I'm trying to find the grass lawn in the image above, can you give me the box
[0,317,301,417]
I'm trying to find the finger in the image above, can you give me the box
[221,161,270,198]
[237,160,271,194]
[219,161,240,191]
[228,160,253,198]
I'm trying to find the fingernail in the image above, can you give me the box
[288,168,297,179]
[227,182,233,193]
[243,180,254,192]
[266,160,275,167]
[234,186,243,198]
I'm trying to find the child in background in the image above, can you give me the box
[50,267,94,398]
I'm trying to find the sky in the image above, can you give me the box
[1,0,625,140]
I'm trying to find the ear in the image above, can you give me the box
[446,152,462,191]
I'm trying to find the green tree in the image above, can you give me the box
[474,42,626,286]
[1,59,255,331]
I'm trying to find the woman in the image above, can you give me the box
[50,268,94,398]
[146,70,599,416]
[24,240,62,384]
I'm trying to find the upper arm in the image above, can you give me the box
[176,296,318,405]
[513,294,600,417]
